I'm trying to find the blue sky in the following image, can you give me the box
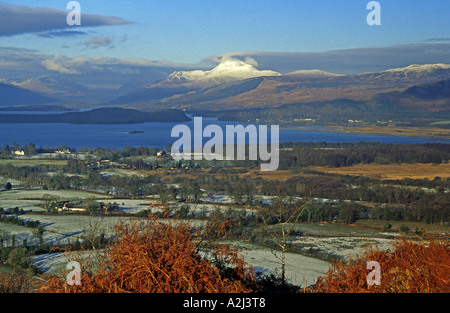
[1,0,449,64]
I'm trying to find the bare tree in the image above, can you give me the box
[260,187,310,286]
[83,198,99,214]
[0,230,8,248]
[80,215,106,252]
[42,194,58,212]
[32,225,45,249]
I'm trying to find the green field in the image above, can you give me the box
[0,159,67,167]
[429,120,450,126]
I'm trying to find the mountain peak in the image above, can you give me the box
[167,59,281,84]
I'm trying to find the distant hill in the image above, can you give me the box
[369,78,450,113]
[109,85,199,105]
[0,104,74,112]
[9,76,93,103]
[212,78,450,124]
[0,82,56,106]
[0,107,190,124]
[402,78,450,99]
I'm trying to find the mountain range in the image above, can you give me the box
[108,61,450,114]
[0,60,449,125]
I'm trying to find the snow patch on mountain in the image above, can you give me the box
[286,69,343,77]
[382,63,450,73]
[380,63,450,79]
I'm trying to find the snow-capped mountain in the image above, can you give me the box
[166,59,281,85]
[360,63,450,82]
[5,75,134,104]
[10,76,89,99]
[383,63,450,74]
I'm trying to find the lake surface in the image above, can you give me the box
[1,117,449,149]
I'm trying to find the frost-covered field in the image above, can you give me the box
[32,242,333,287]
[3,213,207,247]
[114,198,162,214]
[0,215,124,247]
[0,189,112,212]
[30,235,394,287]
[292,236,394,260]
[30,252,69,275]
[228,235,395,287]
[228,241,331,287]
[28,215,126,241]
[0,199,45,211]
[0,189,110,201]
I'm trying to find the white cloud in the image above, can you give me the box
[83,37,115,49]
[0,60,21,68]
[41,55,80,74]
[39,30,88,38]
[244,57,259,67]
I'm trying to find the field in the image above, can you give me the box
[0,189,110,212]
[141,168,303,183]
[429,121,450,126]
[1,142,449,292]
[0,159,67,167]
[0,189,111,201]
[141,161,450,183]
[312,163,450,180]
[324,125,450,138]
[0,189,112,214]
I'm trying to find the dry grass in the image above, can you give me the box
[239,170,298,181]
[311,163,450,180]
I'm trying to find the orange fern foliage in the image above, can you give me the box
[39,219,256,293]
[311,236,450,293]
[0,272,42,293]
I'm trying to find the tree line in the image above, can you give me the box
[277,142,450,168]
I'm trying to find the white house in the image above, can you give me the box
[13,150,25,156]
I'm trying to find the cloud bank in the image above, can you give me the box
[209,43,450,75]
[0,2,130,37]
